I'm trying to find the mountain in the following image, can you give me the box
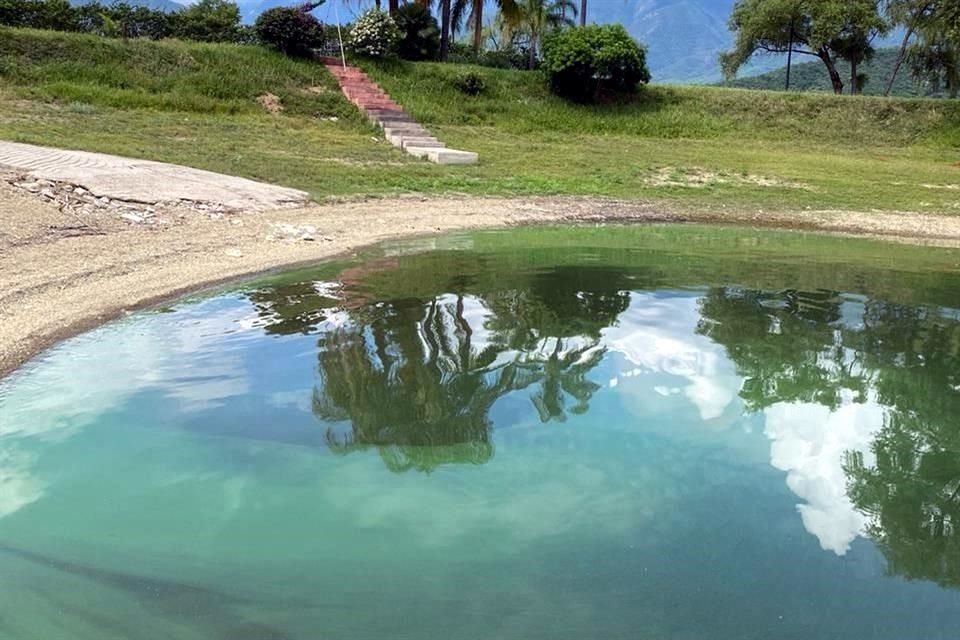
[71,0,186,11]
[586,0,755,84]
[721,48,943,97]
[236,0,755,83]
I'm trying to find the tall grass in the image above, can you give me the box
[364,60,960,148]
[0,27,958,212]
[0,27,357,118]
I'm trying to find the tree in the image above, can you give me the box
[449,0,520,53]
[907,2,960,98]
[173,0,242,43]
[510,0,577,69]
[579,0,585,27]
[883,0,939,96]
[439,0,451,60]
[722,0,888,95]
[826,0,889,94]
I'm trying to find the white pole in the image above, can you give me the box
[334,2,347,68]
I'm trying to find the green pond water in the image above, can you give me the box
[2,225,960,640]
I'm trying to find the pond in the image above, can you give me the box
[2,225,960,640]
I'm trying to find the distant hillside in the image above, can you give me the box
[722,48,941,97]
[70,0,184,12]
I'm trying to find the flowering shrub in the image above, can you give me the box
[347,9,399,59]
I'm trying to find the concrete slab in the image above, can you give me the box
[0,141,309,210]
[401,137,444,151]
[406,147,479,165]
[383,125,431,138]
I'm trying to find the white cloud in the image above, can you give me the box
[601,294,740,420]
[763,397,883,555]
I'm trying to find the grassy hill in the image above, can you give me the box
[1,27,958,215]
[723,48,939,98]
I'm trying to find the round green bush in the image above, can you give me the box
[347,9,400,59]
[393,3,439,61]
[541,25,651,102]
[254,5,325,57]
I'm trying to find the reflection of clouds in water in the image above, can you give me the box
[602,294,739,420]
[0,299,257,519]
[604,293,888,556]
[763,398,883,555]
[320,455,657,548]
[0,448,43,519]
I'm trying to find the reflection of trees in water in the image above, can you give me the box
[311,296,511,473]
[246,280,341,336]
[304,266,633,472]
[697,288,960,588]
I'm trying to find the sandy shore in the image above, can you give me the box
[4,179,960,379]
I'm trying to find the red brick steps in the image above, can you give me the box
[322,59,478,166]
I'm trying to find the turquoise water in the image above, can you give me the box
[2,226,960,639]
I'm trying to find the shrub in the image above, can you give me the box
[172,0,240,43]
[347,8,399,59]
[453,70,485,95]
[541,24,651,102]
[393,2,438,61]
[255,5,324,57]
[448,42,527,70]
[0,0,81,31]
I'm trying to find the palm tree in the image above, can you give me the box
[449,0,521,53]
[511,0,577,69]
[580,0,586,26]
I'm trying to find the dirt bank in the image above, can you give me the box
[4,179,960,379]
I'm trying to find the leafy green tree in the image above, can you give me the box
[541,23,650,100]
[254,3,325,56]
[907,2,960,98]
[0,0,79,31]
[722,0,888,95]
[173,0,241,43]
[510,0,576,68]
[826,0,889,94]
[882,0,939,95]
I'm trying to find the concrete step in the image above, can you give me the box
[383,125,432,138]
[401,137,444,151]
[406,146,479,165]
[323,61,478,164]
[386,132,444,149]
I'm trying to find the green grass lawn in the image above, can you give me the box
[1,27,959,214]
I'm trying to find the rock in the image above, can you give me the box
[120,213,145,224]
[95,197,110,208]
[15,182,41,193]
[224,248,243,258]
[73,186,87,196]
[39,188,56,200]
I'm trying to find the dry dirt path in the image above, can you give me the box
[4,145,960,379]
